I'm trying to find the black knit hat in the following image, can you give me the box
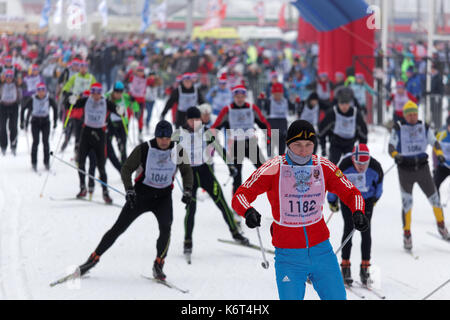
[155,120,173,138]
[286,120,316,146]
[186,106,201,119]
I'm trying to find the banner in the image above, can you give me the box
[155,1,167,29]
[201,0,226,31]
[39,0,52,28]
[67,0,87,30]
[254,1,265,26]
[53,0,63,25]
[140,0,151,33]
[98,0,108,27]
[277,3,286,29]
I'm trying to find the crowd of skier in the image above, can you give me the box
[1,33,450,300]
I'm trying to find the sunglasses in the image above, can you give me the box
[37,87,46,91]
[233,90,247,95]
[80,63,88,68]
[4,74,13,78]
[91,88,102,94]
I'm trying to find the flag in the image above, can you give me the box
[67,0,87,30]
[39,0,52,28]
[277,3,286,29]
[201,0,226,31]
[140,0,151,33]
[98,0,108,27]
[53,0,63,25]
[254,1,265,26]
[155,1,167,29]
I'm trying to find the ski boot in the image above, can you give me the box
[44,163,50,171]
[232,230,250,245]
[11,148,16,156]
[360,260,372,286]
[79,252,100,276]
[103,190,113,204]
[153,257,166,281]
[32,163,38,172]
[340,260,353,286]
[437,221,450,240]
[88,186,95,201]
[1,148,6,156]
[403,230,412,250]
[76,186,87,199]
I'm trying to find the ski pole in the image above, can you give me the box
[334,229,356,256]
[422,278,450,300]
[384,163,396,176]
[256,226,269,269]
[175,175,197,202]
[50,151,125,197]
[39,104,74,198]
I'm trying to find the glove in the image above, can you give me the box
[228,165,238,178]
[116,105,125,116]
[126,188,137,209]
[321,148,327,157]
[20,122,24,130]
[394,154,404,165]
[244,207,261,229]
[295,96,301,104]
[258,92,266,99]
[437,155,446,164]
[181,190,192,205]
[53,122,57,129]
[69,95,77,105]
[353,210,369,232]
[329,201,339,213]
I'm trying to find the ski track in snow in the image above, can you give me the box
[1,101,450,299]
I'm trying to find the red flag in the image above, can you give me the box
[277,3,286,29]
[219,0,227,20]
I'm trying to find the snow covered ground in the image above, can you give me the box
[0,99,449,300]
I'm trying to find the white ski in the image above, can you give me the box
[141,274,189,294]
[345,284,366,299]
[354,281,386,299]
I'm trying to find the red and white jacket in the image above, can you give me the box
[232,154,365,249]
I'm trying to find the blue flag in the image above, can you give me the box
[39,0,52,28]
[140,0,152,33]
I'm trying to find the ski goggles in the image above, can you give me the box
[4,73,14,79]
[232,89,247,96]
[79,62,89,68]
[37,87,46,92]
[90,87,102,94]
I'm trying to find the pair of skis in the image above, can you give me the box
[49,269,189,294]
[49,196,123,209]
[345,281,386,299]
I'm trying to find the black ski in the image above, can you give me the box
[49,196,123,208]
[218,238,275,254]
[141,275,189,294]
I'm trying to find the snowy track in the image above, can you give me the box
[1,102,450,299]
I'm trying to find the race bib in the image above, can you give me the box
[333,106,356,139]
[143,146,177,189]
[345,172,368,193]
[84,97,107,128]
[400,123,427,156]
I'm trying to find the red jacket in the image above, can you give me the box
[232,154,365,249]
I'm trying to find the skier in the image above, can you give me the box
[205,73,233,118]
[160,72,205,128]
[386,81,418,123]
[316,72,333,109]
[349,73,377,117]
[210,84,272,196]
[105,81,132,172]
[70,83,118,204]
[433,115,450,198]
[388,101,449,250]
[256,82,296,156]
[0,69,22,156]
[231,119,369,300]
[327,143,384,286]
[319,86,368,164]
[20,83,58,171]
[126,65,148,143]
[22,64,43,106]
[76,120,193,281]
[173,107,248,261]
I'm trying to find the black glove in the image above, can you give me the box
[53,122,57,129]
[126,188,137,209]
[353,210,369,232]
[228,165,238,178]
[20,122,24,130]
[394,154,404,165]
[244,207,261,229]
[321,148,327,157]
[329,201,339,213]
[181,190,192,205]
[437,155,446,164]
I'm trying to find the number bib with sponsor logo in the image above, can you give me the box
[73,76,93,96]
[142,145,177,189]
[400,123,427,156]
[300,105,319,128]
[1,83,17,103]
[178,86,198,112]
[228,107,255,141]
[345,172,368,193]
[179,128,208,167]
[25,76,41,93]
[212,90,232,114]
[277,161,325,227]
[130,76,147,98]
[84,97,107,128]
[269,98,288,119]
[440,141,450,164]
[333,106,357,139]
[32,95,50,117]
